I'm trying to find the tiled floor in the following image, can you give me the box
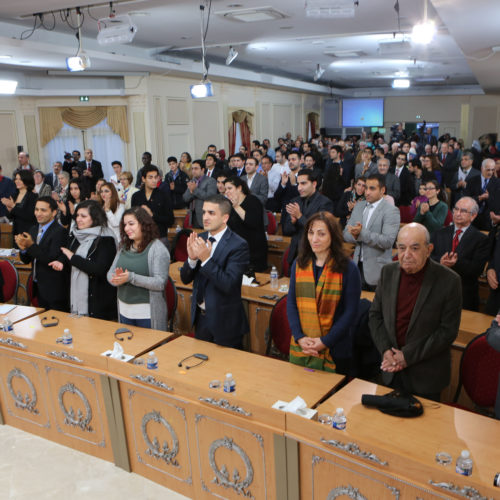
[0,425,190,500]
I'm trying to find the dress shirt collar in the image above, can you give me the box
[365,197,383,211]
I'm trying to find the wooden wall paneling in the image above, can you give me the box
[166,132,191,161]
[193,101,220,158]
[167,99,189,125]
[273,105,292,143]
[23,115,40,170]
[0,112,19,176]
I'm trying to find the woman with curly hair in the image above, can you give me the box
[107,206,170,330]
[287,211,361,373]
[99,182,124,240]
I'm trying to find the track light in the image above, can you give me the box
[66,10,90,72]
[226,46,238,66]
[314,64,325,81]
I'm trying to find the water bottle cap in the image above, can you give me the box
[64,328,70,333]
[461,450,470,458]
[336,408,344,414]
[150,351,155,355]
[272,266,277,270]
[225,373,232,378]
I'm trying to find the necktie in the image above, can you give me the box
[87,162,91,170]
[452,229,462,252]
[36,227,44,244]
[196,237,217,305]
[483,179,488,192]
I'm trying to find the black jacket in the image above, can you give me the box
[78,160,103,192]
[164,170,188,209]
[9,191,38,239]
[68,234,117,320]
[131,188,174,237]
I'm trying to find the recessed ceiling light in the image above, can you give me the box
[279,26,294,30]
[219,7,288,22]
[0,55,12,59]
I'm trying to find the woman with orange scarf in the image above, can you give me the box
[287,211,361,373]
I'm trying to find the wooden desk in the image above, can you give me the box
[267,234,291,275]
[286,379,500,500]
[173,209,188,229]
[0,222,13,248]
[0,304,43,324]
[111,335,346,498]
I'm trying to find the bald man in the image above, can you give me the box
[369,223,462,401]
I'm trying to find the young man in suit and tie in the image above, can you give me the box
[241,157,268,207]
[15,196,69,311]
[370,223,462,401]
[450,150,480,205]
[343,173,400,290]
[180,194,249,349]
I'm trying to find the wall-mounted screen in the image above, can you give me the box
[342,98,384,127]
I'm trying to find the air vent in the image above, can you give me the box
[378,41,412,56]
[305,0,356,18]
[217,6,289,22]
[323,49,367,58]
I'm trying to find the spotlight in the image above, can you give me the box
[0,80,17,94]
[190,82,214,99]
[412,21,436,44]
[314,64,325,81]
[66,53,91,72]
[392,78,410,88]
[226,46,238,66]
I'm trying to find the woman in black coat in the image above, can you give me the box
[49,200,118,320]
[224,176,268,272]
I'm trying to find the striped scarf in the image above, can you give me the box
[289,260,342,372]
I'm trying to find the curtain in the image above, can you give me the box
[307,112,319,140]
[228,122,237,156]
[228,109,253,155]
[43,123,84,172]
[89,118,126,179]
[39,106,130,146]
[240,119,251,154]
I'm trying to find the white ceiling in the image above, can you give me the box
[0,0,499,95]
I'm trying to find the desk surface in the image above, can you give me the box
[0,304,43,324]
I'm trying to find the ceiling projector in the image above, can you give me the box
[97,14,137,45]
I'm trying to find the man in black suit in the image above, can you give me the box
[439,142,458,188]
[15,196,69,311]
[431,196,489,311]
[282,169,334,264]
[180,194,249,348]
[229,153,246,177]
[204,153,224,181]
[164,156,188,209]
[45,161,63,191]
[464,158,499,231]
[450,150,480,205]
[79,148,103,193]
[131,165,173,237]
[135,152,160,188]
[272,151,301,210]
[393,152,415,206]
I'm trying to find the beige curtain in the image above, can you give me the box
[307,112,320,132]
[39,105,130,146]
[227,108,254,135]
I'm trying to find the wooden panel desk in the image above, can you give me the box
[0,222,13,248]
[286,379,500,500]
[111,335,346,499]
[267,234,291,275]
[173,209,188,229]
[0,304,43,325]
[0,313,174,466]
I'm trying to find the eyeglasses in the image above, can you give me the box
[424,187,436,191]
[453,207,472,215]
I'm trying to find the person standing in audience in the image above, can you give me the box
[59,178,89,230]
[413,179,448,236]
[283,169,334,265]
[370,223,462,401]
[108,206,170,330]
[204,153,223,180]
[53,171,70,204]
[131,165,173,237]
[79,148,103,193]
[229,153,246,178]
[99,182,124,241]
[183,160,217,228]
[216,173,228,195]
[164,156,188,209]
[241,157,268,207]
[15,196,68,311]
[119,172,139,210]
[450,150,480,205]
[49,200,117,320]
[409,183,428,219]
[431,197,488,311]
[336,176,366,228]
[179,152,192,178]
[272,151,301,210]
[287,211,361,373]
[33,170,52,198]
[3,170,38,240]
[0,165,16,219]
[377,158,400,203]
[135,152,161,188]
[224,176,268,272]
[45,161,62,190]
[109,161,123,192]
[180,195,249,348]
[393,151,415,207]
[72,150,81,163]
[15,152,35,175]
[343,173,400,290]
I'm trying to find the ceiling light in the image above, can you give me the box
[412,0,435,44]
[0,55,12,59]
[190,82,213,99]
[392,78,410,88]
[0,80,18,94]
[219,7,288,22]
[97,14,137,45]
[314,64,325,81]
[226,46,238,65]
[305,0,356,18]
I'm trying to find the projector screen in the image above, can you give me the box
[342,98,384,127]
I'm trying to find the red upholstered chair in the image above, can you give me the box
[0,259,19,303]
[399,205,413,224]
[27,272,39,307]
[266,211,277,235]
[444,209,453,227]
[165,276,177,331]
[265,295,291,359]
[282,247,291,278]
[452,333,500,414]
[183,212,193,229]
[171,229,193,263]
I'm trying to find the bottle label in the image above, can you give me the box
[62,337,72,345]
[147,360,158,369]
[223,384,235,393]
[456,465,472,476]
[333,421,346,430]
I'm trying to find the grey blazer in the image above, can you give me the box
[343,198,400,285]
[182,176,218,228]
[354,161,378,179]
[241,173,269,206]
[369,259,462,394]
[384,172,400,202]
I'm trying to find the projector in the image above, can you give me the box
[97,14,137,45]
[66,53,91,72]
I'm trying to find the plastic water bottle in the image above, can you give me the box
[62,328,72,345]
[332,407,347,430]
[175,224,182,233]
[147,351,158,370]
[270,266,279,289]
[1,318,13,332]
[456,450,473,476]
[223,373,236,393]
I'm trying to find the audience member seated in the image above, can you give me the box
[431,197,489,311]
[409,183,428,219]
[108,206,170,330]
[413,179,448,236]
[450,150,480,205]
[287,212,361,373]
[119,171,139,210]
[131,165,173,237]
[369,223,462,401]
[336,176,366,228]
[164,156,188,209]
[99,182,124,241]
[183,160,218,228]
[49,200,117,320]
[344,173,400,290]
[33,170,51,198]
[224,176,268,273]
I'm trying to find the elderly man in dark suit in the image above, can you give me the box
[450,150,480,205]
[370,223,462,401]
[282,169,333,264]
[180,194,249,348]
[78,148,103,193]
[431,196,489,311]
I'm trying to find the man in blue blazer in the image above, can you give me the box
[180,194,250,349]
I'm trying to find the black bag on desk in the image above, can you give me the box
[361,390,424,418]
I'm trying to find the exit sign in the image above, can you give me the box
[79,96,89,102]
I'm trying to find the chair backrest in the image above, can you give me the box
[266,295,292,357]
[266,211,277,235]
[27,272,39,307]
[172,229,193,262]
[165,276,177,331]
[282,247,290,277]
[399,205,413,224]
[444,209,453,226]
[0,259,18,303]
[455,333,500,408]
[183,212,193,229]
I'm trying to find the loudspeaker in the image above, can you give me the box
[17,145,23,153]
